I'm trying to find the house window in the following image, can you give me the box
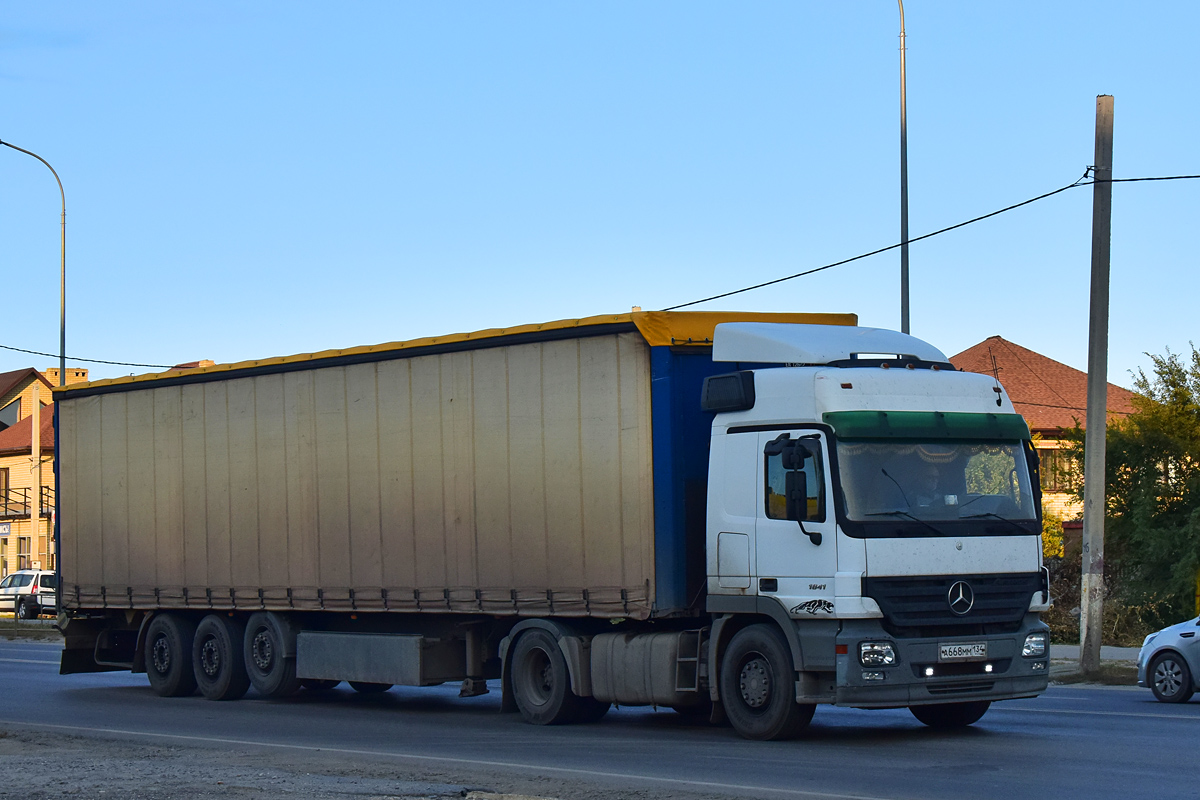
[0,398,19,431]
[1039,448,1076,493]
[18,536,31,570]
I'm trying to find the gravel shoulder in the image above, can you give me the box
[0,723,727,800]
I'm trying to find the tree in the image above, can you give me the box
[1067,344,1200,626]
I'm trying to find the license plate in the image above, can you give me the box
[939,642,987,662]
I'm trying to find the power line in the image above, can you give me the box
[661,172,1200,312]
[0,343,172,369]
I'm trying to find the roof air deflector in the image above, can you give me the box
[712,323,948,365]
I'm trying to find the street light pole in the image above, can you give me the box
[898,1,910,335]
[0,138,66,387]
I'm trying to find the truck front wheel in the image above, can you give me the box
[910,701,990,728]
[720,623,814,740]
[145,614,198,697]
[511,629,586,725]
[194,615,250,701]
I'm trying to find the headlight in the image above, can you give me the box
[1022,631,1047,657]
[1141,633,1158,649]
[860,641,897,666]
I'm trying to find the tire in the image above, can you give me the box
[1149,652,1195,703]
[193,615,250,701]
[17,600,38,620]
[719,624,815,740]
[349,681,393,694]
[302,679,341,692]
[244,612,301,698]
[910,701,991,728]
[510,629,584,725]
[145,614,199,697]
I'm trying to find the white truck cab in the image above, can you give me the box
[703,323,1049,729]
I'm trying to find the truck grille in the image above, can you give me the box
[863,573,1042,635]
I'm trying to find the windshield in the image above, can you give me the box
[837,440,1037,523]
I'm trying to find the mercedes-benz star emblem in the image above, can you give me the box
[947,581,975,616]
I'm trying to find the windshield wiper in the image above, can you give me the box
[960,511,1030,533]
[863,510,945,537]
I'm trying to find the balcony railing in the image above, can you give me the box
[0,486,54,519]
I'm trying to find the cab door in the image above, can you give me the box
[754,430,838,616]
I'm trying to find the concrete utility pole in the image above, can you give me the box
[898,0,910,334]
[1080,95,1114,675]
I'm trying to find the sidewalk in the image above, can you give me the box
[1048,643,1140,683]
[1049,644,1139,664]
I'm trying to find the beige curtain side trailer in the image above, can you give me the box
[53,310,856,724]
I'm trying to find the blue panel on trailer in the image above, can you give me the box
[649,346,727,615]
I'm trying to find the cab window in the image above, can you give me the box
[765,442,826,521]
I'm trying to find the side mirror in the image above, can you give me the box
[785,470,808,520]
[782,441,810,471]
[785,470,822,546]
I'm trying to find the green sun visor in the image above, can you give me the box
[823,410,1031,441]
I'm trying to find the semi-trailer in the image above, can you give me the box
[55,310,1050,740]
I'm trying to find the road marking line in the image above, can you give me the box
[2,720,904,800]
[0,657,59,664]
[1005,707,1199,721]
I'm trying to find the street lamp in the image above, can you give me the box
[898,1,910,334]
[0,138,66,386]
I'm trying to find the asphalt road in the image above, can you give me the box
[1,638,1195,800]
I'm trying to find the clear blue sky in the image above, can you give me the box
[2,2,1195,388]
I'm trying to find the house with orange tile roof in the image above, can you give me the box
[950,336,1137,517]
[0,368,65,577]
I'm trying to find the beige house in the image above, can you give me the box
[0,366,88,576]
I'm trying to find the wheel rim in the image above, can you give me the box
[739,655,771,709]
[199,636,221,678]
[1154,659,1183,697]
[151,634,171,675]
[521,647,554,705]
[251,629,274,672]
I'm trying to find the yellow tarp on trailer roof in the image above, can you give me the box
[54,309,857,395]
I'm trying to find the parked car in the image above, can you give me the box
[0,569,57,619]
[1137,615,1200,703]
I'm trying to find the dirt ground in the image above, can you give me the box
[0,726,714,800]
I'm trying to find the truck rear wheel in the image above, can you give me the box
[145,614,198,697]
[244,612,301,698]
[910,701,991,728]
[720,623,815,740]
[510,629,585,725]
[193,615,250,701]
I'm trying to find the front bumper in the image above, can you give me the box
[834,614,1050,707]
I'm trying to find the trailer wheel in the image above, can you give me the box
[719,623,814,740]
[349,681,393,694]
[193,615,250,701]
[910,701,990,728]
[145,614,198,697]
[510,629,584,725]
[244,612,301,698]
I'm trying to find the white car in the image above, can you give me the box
[1137,615,1200,703]
[0,569,57,619]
